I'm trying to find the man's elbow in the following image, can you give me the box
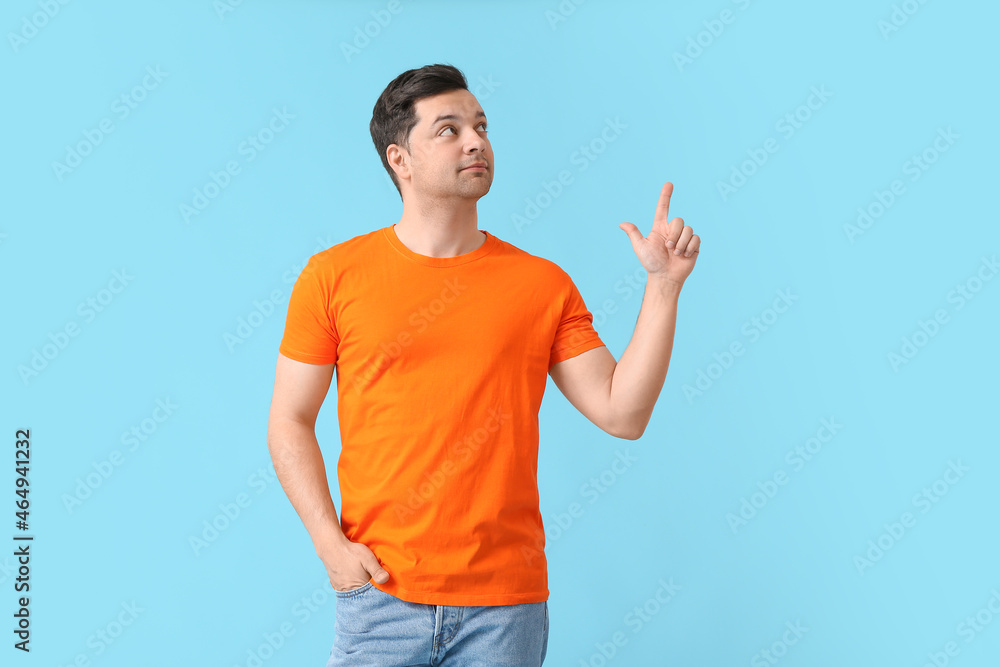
[606,418,645,440]
[618,426,645,441]
[602,399,651,439]
[266,415,314,450]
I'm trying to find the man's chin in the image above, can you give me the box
[457,181,492,197]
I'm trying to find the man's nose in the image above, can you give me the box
[464,130,488,150]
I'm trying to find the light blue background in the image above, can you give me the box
[3,1,999,665]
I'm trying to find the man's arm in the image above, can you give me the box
[549,279,682,440]
[266,353,348,554]
[549,182,700,441]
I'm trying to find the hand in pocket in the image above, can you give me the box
[319,538,390,592]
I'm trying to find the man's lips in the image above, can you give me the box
[462,163,487,171]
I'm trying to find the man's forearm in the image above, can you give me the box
[267,419,348,552]
[608,278,683,439]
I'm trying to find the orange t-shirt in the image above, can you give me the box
[278,224,605,605]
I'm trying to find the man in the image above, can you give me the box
[267,63,699,666]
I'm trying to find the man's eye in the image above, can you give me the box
[441,124,488,135]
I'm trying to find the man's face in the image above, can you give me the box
[394,89,493,202]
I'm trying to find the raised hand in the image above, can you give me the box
[618,182,700,287]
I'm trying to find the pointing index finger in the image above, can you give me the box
[654,182,674,235]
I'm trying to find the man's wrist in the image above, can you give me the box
[313,525,350,556]
[650,275,684,297]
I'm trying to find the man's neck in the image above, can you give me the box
[394,201,485,258]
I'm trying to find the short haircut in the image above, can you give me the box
[370,63,469,200]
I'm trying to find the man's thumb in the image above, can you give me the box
[619,222,643,247]
[366,554,390,583]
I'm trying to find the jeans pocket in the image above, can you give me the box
[334,579,373,598]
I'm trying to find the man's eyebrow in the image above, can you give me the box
[430,111,487,126]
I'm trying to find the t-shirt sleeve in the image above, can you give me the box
[278,256,340,365]
[548,272,605,370]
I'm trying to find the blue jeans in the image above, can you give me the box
[326,581,548,666]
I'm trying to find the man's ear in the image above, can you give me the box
[386,144,409,182]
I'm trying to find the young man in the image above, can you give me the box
[267,63,699,666]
